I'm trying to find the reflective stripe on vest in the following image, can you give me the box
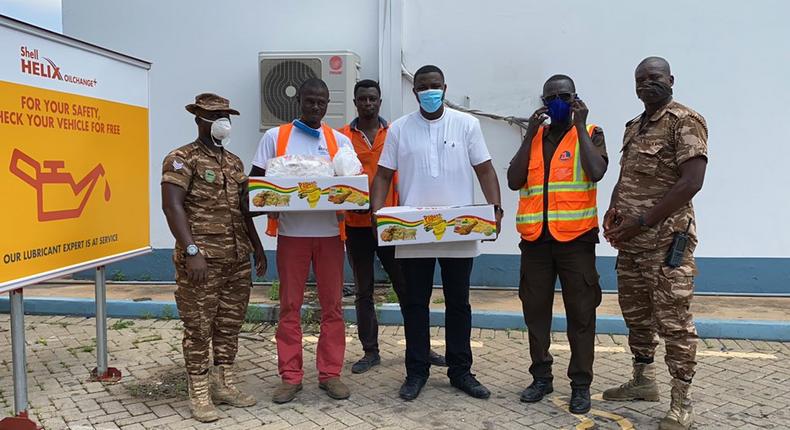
[516,124,598,242]
[265,122,346,240]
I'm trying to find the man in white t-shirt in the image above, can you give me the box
[250,78,354,404]
[371,65,504,401]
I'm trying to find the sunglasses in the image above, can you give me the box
[542,93,577,104]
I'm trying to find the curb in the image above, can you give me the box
[1,297,789,341]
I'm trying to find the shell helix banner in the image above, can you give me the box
[0,21,150,292]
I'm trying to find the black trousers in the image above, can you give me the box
[346,226,407,355]
[400,257,474,381]
[519,239,602,388]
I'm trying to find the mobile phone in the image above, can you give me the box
[665,219,693,268]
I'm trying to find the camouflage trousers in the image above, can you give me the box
[616,248,698,381]
[174,256,252,375]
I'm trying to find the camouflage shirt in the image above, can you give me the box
[613,100,708,253]
[161,140,253,261]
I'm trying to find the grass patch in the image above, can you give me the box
[245,306,265,324]
[159,305,175,320]
[111,319,135,330]
[67,339,96,357]
[268,280,280,301]
[110,269,126,281]
[126,367,188,400]
[35,338,47,346]
[384,286,399,303]
[241,305,277,334]
[132,334,163,346]
[432,297,445,304]
[241,305,269,333]
[302,307,320,334]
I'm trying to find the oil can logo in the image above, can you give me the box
[20,46,98,88]
[9,148,111,222]
[329,55,343,75]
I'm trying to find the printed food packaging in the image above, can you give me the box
[248,176,370,211]
[375,205,496,246]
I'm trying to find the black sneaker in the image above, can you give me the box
[450,374,491,399]
[351,353,381,374]
[569,387,591,414]
[520,379,553,403]
[399,376,427,401]
[429,350,447,367]
[343,285,356,297]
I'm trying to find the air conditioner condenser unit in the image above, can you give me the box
[259,50,360,130]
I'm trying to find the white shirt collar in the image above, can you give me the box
[418,108,447,124]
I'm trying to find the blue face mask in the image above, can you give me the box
[417,89,444,113]
[293,119,321,138]
[546,98,571,123]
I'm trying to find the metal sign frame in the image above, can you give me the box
[0,14,151,430]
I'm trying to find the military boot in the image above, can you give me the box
[187,372,219,423]
[602,360,660,401]
[210,364,258,407]
[659,378,694,430]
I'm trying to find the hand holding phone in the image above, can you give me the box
[571,97,589,126]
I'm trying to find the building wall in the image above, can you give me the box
[62,0,790,293]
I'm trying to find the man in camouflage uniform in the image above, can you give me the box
[603,57,708,430]
[161,93,267,422]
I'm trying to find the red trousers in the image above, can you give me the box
[276,235,346,383]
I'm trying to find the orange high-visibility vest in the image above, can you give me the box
[516,124,598,242]
[337,123,399,227]
[265,122,346,240]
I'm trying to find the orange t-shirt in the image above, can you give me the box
[338,118,398,227]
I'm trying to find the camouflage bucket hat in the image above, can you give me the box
[185,93,240,115]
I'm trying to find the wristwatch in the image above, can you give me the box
[637,215,650,231]
[494,204,504,215]
[185,244,200,257]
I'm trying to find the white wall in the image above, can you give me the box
[63,0,790,258]
[62,0,380,252]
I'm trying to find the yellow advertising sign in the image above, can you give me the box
[0,80,149,290]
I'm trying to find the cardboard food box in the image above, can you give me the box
[375,205,497,246]
[248,176,369,211]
